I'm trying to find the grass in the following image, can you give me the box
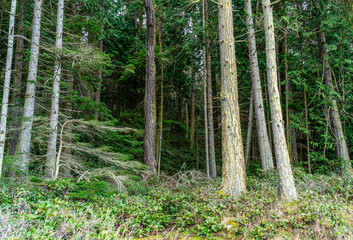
[0,168,353,239]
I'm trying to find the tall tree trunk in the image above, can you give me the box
[284,31,298,163]
[218,0,246,197]
[316,21,352,175]
[45,0,64,179]
[0,0,17,177]
[185,102,189,138]
[190,67,196,147]
[245,0,274,171]
[144,0,156,173]
[7,0,25,156]
[205,0,216,178]
[95,25,104,120]
[15,0,43,174]
[262,0,297,201]
[304,86,310,173]
[202,0,209,178]
[156,20,164,177]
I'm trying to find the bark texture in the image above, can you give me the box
[190,68,196,147]
[0,0,17,177]
[262,0,297,201]
[15,0,43,174]
[245,0,274,171]
[316,21,352,175]
[144,0,156,173]
[205,0,216,178]
[156,20,164,177]
[7,0,25,156]
[218,0,246,197]
[46,0,65,179]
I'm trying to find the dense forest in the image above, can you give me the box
[0,0,353,239]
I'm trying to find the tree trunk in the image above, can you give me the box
[144,0,156,173]
[316,21,352,175]
[304,86,310,173]
[205,0,216,178]
[7,0,25,156]
[218,0,246,197]
[245,0,274,171]
[185,102,189,138]
[284,31,298,163]
[15,0,43,174]
[156,20,163,177]
[190,67,196,147]
[245,91,253,169]
[95,25,104,120]
[45,0,64,179]
[196,116,199,169]
[0,0,17,177]
[262,0,297,201]
[202,0,209,178]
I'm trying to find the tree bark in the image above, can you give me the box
[0,0,17,177]
[156,20,164,177]
[202,0,209,178]
[190,67,196,147]
[316,21,352,175]
[45,0,64,179]
[196,116,199,169]
[245,91,253,169]
[144,0,156,173]
[218,0,246,197]
[15,0,43,174]
[284,31,298,163]
[205,0,216,178]
[95,25,104,120]
[245,0,274,171]
[7,0,25,156]
[262,0,297,201]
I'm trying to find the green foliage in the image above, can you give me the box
[2,170,353,239]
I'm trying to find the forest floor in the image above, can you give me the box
[1,169,353,239]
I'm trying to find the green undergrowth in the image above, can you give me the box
[0,169,353,239]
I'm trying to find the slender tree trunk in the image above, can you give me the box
[190,67,196,147]
[95,25,104,120]
[15,0,43,174]
[185,102,189,138]
[262,0,297,201]
[156,20,164,177]
[0,0,17,177]
[196,116,199,169]
[245,91,253,169]
[284,31,299,163]
[144,0,156,173]
[245,0,274,171]
[304,86,310,173]
[45,0,64,179]
[316,21,352,175]
[202,0,209,178]
[204,0,216,178]
[219,0,246,197]
[7,0,25,156]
